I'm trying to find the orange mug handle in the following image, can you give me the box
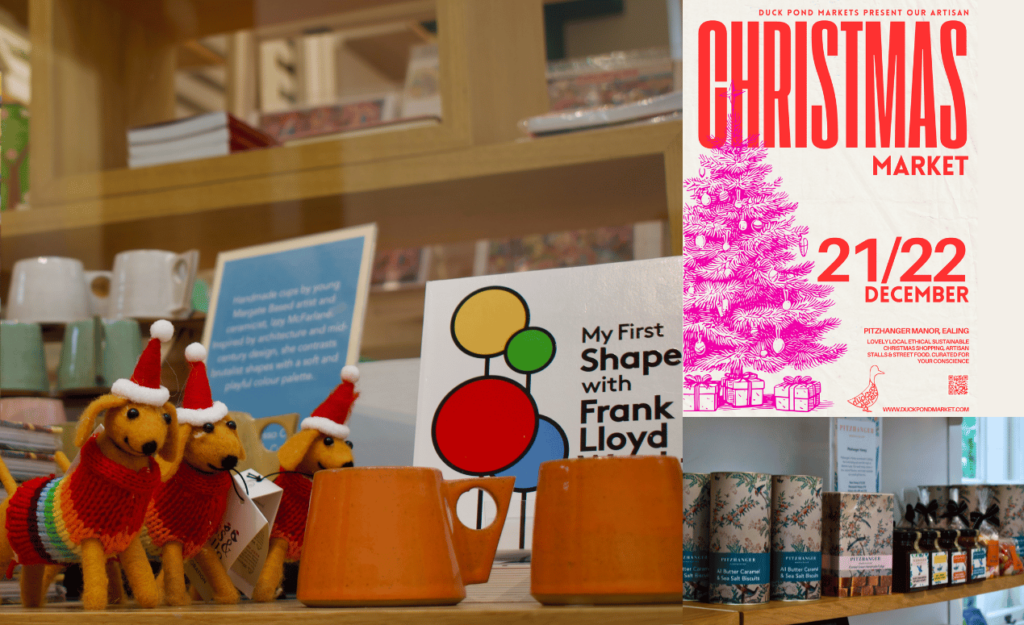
[442,476,515,585]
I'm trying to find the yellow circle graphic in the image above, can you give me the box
[452,288,528,357]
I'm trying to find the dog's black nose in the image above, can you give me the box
[342,461,354,468]
[141,441,158,456]
[221,455,238,470]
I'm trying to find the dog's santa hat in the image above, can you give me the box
[176,343,228,426]
[301,366,359,439]
[110,320,174,406]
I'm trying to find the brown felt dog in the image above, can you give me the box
[251,366,359,602]
[143,342,247,606]
[0,320,180,611]
[0,395,182,610]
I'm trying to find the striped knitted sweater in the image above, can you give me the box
[141,462,231,559]
[4,436,161,565]
[269,471,312,561]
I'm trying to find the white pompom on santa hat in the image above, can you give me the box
[176,343,228,426]
[110,319,174,406]
[301,365,359,439]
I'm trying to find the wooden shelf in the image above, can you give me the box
[0,597,681,625]
[684,575,1024,625]
[2,122,681,276]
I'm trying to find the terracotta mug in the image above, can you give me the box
[297,467,515,606]
[531,456,683,604]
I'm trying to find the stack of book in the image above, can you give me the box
[127,112,279,168]
[0,419,62,485]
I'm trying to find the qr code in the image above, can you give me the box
[949,375,968,395]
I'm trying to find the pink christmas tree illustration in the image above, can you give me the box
[684,97,846,379]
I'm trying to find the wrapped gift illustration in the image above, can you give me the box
[721,372,765,407]
[773,376,821,412]
[684,375,720,412]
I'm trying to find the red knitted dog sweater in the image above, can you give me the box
[5,436,161,565]
[270,471,312,561]
[143,462,231,559]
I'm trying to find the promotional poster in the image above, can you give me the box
[683,0,977,415]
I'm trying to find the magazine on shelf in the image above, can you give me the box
[0,419,61,452]
[259,93,400,144]
[127,112,278,168]
[546,47,675,112]
[521,91,681,136]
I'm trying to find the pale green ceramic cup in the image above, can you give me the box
[57,317,103,390]
[101,318,143,385]
[0,321,49,392]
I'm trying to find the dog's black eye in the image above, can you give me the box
[226,421,236,431]
[127,408,140,420]
[163,413,172,425]
[203,423,214,433]
[345,440,354,449]
[323,436,334,447]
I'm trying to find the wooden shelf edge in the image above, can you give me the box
[685,575,1024,625]
[683,605,742,625]
[0,599,682,625]
[5,122,680,239]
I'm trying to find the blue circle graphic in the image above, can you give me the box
[494,415,568,492]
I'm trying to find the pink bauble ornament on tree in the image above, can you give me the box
[701,193,711,206]
[695,235,706,249]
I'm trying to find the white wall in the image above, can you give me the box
[683,417,955,625]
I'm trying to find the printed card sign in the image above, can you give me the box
[683,0,977,414]
[203,225,376,422]
[830,417,882,493]
[412,258,682,551]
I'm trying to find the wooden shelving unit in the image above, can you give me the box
[684,575,1024,625]
[2,121,680,269]
[0,0,682,359]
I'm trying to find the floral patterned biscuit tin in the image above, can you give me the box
[708,472,772,604]
[684,473,711,602]
[771,475,823,601]
[995,484,1024,557]
[821,492,895,597]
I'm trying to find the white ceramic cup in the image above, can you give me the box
[108,249,199,320]
[5,257,107,323]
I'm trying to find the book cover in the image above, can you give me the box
[412,258,681,550]
[259,94,398,144]
[683,0,977,415]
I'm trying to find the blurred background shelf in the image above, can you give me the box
[0,0,681,362]
[2,121,680,265]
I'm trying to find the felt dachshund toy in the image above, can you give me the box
[251,366,359,602]
[0,321,182,611]
[142,343,246,606]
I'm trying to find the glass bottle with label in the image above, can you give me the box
[926,530,949,588]
[964,528,987,583]
[893,529,930,593]
[943,530,968,585]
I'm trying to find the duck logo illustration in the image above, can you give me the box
[848,365,884,412]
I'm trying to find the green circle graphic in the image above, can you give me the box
[505,328,555,373]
